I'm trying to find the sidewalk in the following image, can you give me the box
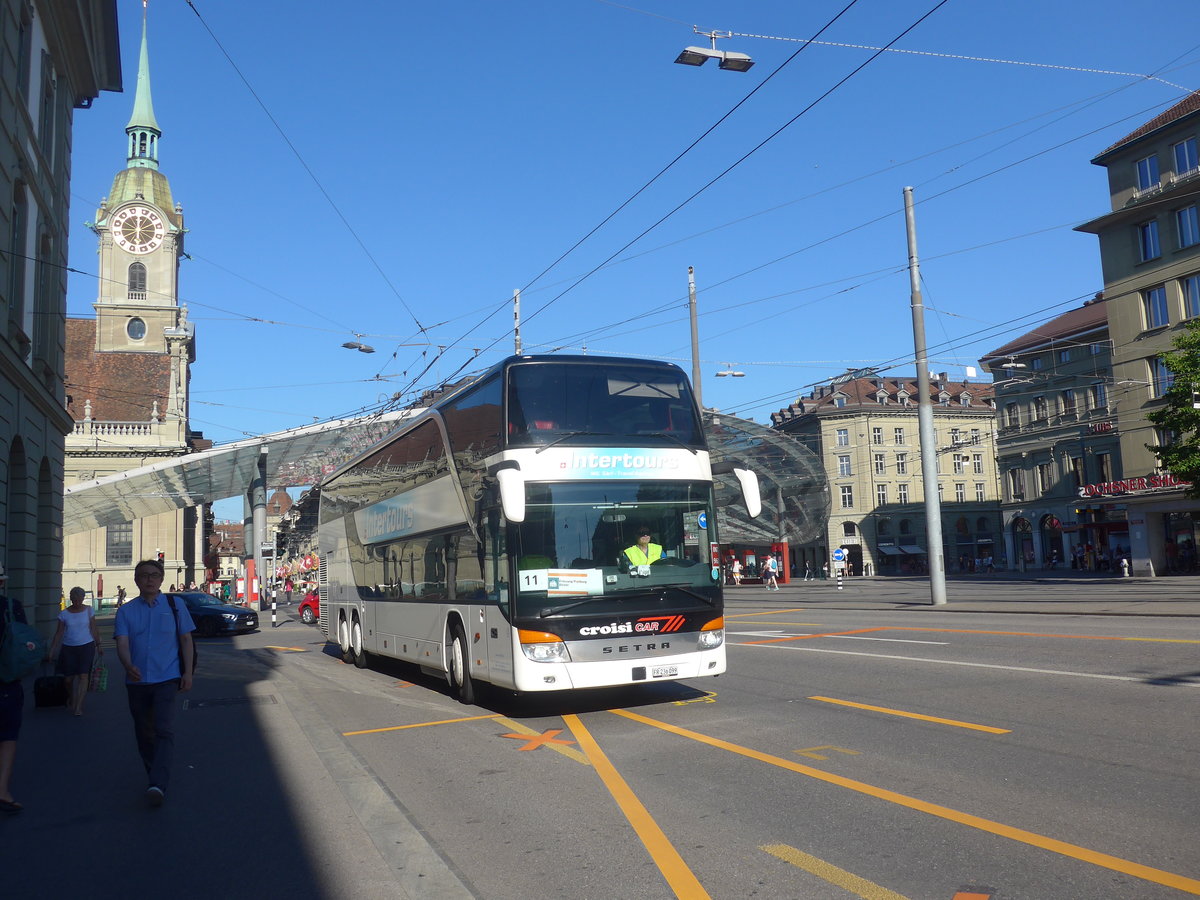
[1,616,473,900]
[736,573,1200,617]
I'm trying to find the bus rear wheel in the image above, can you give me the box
[448,623,475,705]
[339,617,354,664]
[352,617,369,668]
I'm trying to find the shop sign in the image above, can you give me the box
[1086,422,1114,434]
[1078,473,1191,499]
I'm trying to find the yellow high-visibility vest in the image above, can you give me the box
[624,543,663,566]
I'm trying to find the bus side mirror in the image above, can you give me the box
[733,468,761,518]
[494,465,526,523]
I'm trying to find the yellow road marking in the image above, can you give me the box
[612,709,1200,896]
[501,728,575,752]
[762,844,909,900]
[809,696,1011,734]
[564,714,710,899]
[265,646,307,652]
[343,714,499,736]
[673,691,717,706]
[725,608,810,619]
[796,745,860,760]
[494,716,590,764]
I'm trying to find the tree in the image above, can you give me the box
[1147,318,1200,499]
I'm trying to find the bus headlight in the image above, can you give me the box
[698,616,724,650]
[519,629,569,663]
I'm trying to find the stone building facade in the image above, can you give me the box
[772,372,1001,576]
[1075,92,1200,575]
[0,0,120,628]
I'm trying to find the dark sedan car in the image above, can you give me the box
[168,592,258,637]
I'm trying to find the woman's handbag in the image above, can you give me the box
[88,654,108,692]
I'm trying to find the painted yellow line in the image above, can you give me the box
[725,608,810,619]
[809,696,1011,734]
[762,844,909,900]
[265,646,307,652]
[343,714,499,736]
[612,709,1200,896]
[564,714,710,899]
[495,716,590,765]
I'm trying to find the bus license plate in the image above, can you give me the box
[650,665,678,678]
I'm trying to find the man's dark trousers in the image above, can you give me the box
[126,680,179,791]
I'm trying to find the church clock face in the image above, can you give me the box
[110,205,166,255]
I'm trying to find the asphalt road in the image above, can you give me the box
[7,589,1198,900]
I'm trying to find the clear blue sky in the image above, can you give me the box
[65,1,1199,518]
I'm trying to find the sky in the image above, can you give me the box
[64,0,1200,518]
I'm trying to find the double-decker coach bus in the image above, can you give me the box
[318,355,760,702]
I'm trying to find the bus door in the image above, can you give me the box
[481,510,515,687]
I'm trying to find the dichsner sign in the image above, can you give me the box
[1077,473,1192,499]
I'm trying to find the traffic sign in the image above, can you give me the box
[831,548,846,562]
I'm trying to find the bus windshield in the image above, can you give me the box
[507,361,703,448]
[511,481,717,616]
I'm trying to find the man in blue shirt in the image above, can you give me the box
[114,558,195,807]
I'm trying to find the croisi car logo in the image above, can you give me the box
[578,615,687,637]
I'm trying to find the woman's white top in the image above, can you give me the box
[58,607,95,646]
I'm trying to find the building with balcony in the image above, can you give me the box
[1,1,120,625]
[981,297,1123,570]
[771,371,1001,576]
[1075,91,1200,576]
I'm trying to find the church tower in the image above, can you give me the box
[63,4,206,594]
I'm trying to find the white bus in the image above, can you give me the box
[319,355,760,702]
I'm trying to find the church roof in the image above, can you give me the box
[101,167,180,227]
[65,319,172,423]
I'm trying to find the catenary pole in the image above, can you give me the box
[904,187,946,605]
[513,289,522,355]
[688,266,702,409]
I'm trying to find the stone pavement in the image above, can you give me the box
[739,571,1200,617]
[2,577,1194,898]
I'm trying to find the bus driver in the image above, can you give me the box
[624,528,663,572]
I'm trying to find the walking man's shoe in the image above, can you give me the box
[146,785,164,808]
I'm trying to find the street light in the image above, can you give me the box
[715,364,745,377]
[341,340,375,353]
[675,28,754,72]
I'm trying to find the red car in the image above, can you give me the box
[298,592,319,625]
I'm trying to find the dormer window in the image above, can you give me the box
[876,391,888,404]
[1135,154,1160,192]
[938,392,951,405]
[832,393,847,408]
[960,393,971,407]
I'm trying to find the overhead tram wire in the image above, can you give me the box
[506,0,864,299]
[460,0,956,365]
[182,1,426,339]
[389,1,872,376]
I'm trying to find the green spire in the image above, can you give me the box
[125,2,160,170]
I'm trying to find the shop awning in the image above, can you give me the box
[876,546,906,556]
[900,545,927,555]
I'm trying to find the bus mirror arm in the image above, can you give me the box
[488,461,526,523]
[734,468,761,519]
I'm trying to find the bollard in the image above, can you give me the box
[836,570,843,591]
[1120,558,1129,578]
[271,598,277,628]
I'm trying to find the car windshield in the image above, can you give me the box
[177,592,224,607]
[511,481,717,617]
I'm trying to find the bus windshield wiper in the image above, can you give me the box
[534,431,614,454]
[662,586,717,608]
[635,430,698,454]
[539,595,609,617]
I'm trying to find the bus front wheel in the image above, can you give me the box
[448,623,475,705]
